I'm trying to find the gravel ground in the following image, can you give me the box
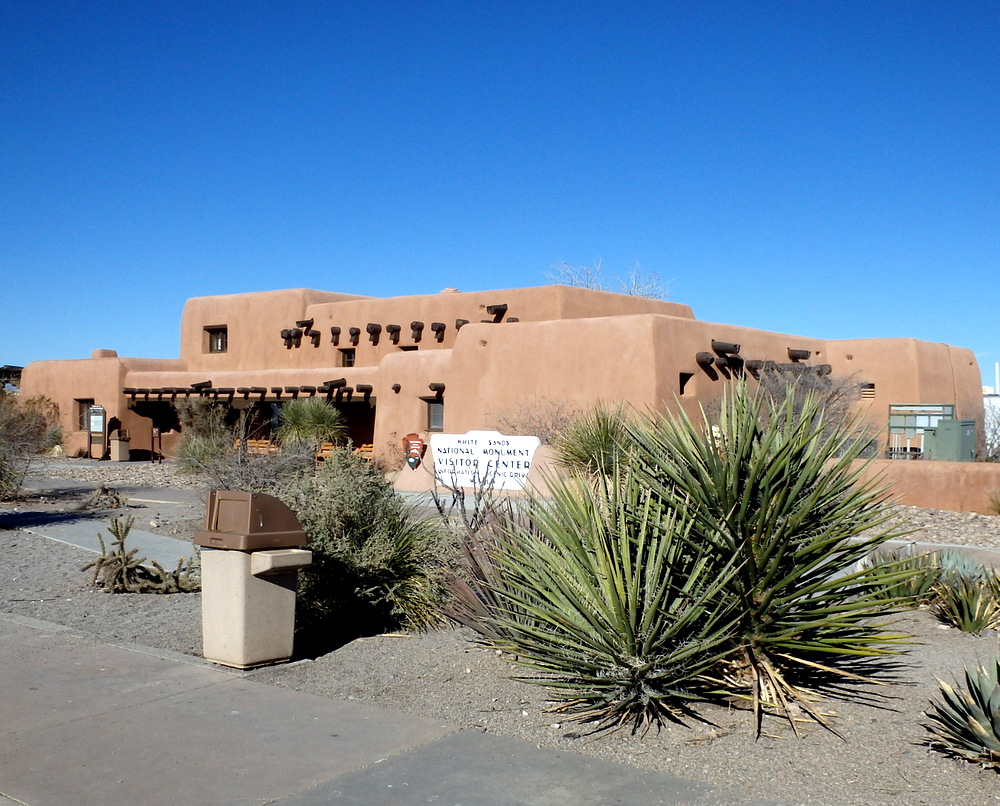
[4,458,1000,805]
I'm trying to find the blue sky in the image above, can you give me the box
[3,2,998,385]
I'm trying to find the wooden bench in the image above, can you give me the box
[314,442,374,463]
[237,438,279,455]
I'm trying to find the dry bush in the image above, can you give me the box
[545,260,669,300]
[174,398,313,492]
[0,393,61,499]
[491,397,580,445]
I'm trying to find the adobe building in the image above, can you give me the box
[20,285,984,466]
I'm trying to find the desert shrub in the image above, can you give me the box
[0,393,61,499]
[862,548,941,605]
[174,398,231,472]
[936,550,990,585]
[459,380,906,735]
[864,548,1000,633]
[552,402,632,476]
[279,448,454,653]
[275,397,345,450]
[623,380,906,733]
[174,398,312,492]
[461,469,737,731]
[732,367,879,458]
[491,397,580,445]
[925,658,1000,769]
[933,575,1000,635]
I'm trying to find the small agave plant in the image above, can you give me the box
[925,658,1000,769]
[933,574,1000,635]
[861,547,941,606]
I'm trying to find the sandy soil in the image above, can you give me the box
[3,459,1000,805]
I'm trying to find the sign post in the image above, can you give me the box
[88,405,106,459]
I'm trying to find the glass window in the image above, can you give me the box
[427,400,444,431]
[340,348,356,367]
[76,398,95,430]
[205,326,228,353]
[886,404,955,457]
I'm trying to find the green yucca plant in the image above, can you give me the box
[925,659,1000,769]
[933,575,1000,635]
[624,380,907,734]
[275,397,346,449]
[552,402,631,476]
[862,548,941,606]
[480,469,739,732]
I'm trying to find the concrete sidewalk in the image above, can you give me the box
[0,477,786,805]
[0,614,785,806]
[1,478,204,570]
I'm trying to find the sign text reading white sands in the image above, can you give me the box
[430,431,541,490]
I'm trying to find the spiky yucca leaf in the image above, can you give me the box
[624,380,906,733]
[484,469,739,732]
[925,659,1000,769]
[862,549,941,606]
[552,402,631,476]
[933,576,1000,635]
[276,397,346,448]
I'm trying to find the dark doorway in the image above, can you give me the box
[337,401,376,447]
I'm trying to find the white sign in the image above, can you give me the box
[430,430,541,490]
[89,405,106,434]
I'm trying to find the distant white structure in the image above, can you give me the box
[985,365,1000,460]
[986,361,1000,398]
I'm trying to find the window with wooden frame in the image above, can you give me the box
[204,326,228,353]
[76,399,95,430]
[426,399,444,432]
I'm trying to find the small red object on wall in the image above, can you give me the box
[403,433,425,470]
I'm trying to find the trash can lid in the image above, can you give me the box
[194,490,308,550]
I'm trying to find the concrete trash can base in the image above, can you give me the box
[109,438,130,462]
[201,548,312,669]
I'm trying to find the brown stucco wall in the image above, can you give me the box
[19,285,986,474]
[20,350,186,457]
[180,289,364,373]
[856,459,1000,514]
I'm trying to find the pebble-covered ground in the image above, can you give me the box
[4,457,1000,805]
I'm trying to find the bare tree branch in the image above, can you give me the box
[545,260,669,300]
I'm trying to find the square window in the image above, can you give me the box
[427,400,444,431]
[76,398,95,430]
[340,348,356,367]
[205,326,228,353]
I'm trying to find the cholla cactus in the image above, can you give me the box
[925,658,1000,769]
[82,515,200,594]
